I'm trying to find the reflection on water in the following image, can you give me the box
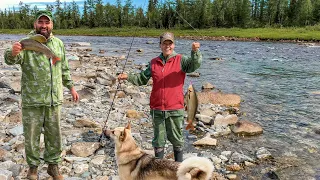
[1,34,319,178]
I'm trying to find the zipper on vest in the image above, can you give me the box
[161,60,165,72]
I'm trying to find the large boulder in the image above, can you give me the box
[231,120,263,136]
[214,114,238,127]
[193,136,217,146]
[197,92,241,107]
[4,110,22,123]
[71,142,100,157]
[201,82,215,91]
[73,119,101,128]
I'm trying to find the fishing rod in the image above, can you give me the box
[98,0,148,145]
[98,36,135,144]
[99,0,205,145]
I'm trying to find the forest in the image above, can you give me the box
[0,0,319,30]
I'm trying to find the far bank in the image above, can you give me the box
[1,27,320,42]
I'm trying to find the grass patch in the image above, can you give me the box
[1,27,320,41]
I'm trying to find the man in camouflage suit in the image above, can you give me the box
[4,10,79,180]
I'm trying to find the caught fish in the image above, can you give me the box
[20,37,60,65]
[184,84,198,131]
[28,34,47,43]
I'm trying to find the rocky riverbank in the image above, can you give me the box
[147,35,320,44]
[0,40,285,180]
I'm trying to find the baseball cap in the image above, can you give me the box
[160,32,174,44]
[35,10,53,21]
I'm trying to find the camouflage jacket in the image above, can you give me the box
[4,31,73,107]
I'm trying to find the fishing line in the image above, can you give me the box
[98,0,148,145]
[169,2,208,88]
[168,1,205,37]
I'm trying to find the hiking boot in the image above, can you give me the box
[27,166,38,180]
[47,164,63,180]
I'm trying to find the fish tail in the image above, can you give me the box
[52,56,61,65]
[185,120,195,131]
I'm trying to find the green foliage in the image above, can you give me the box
[1,0,320,31]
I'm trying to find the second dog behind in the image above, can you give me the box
[104,121,214,180]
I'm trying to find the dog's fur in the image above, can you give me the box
[105,121,214,180]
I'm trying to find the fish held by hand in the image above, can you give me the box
[184,84,198,131]
[20,38,60,65]
[28,34,47,43]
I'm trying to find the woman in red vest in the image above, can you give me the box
[118,32,202,162]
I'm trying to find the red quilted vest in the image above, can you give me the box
[150,54,186,110]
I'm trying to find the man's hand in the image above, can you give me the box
[192,42,200,52]
[118,73,128,81]
[12,42,22,57]
[70,87,79,102]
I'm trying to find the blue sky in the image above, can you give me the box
[0,0,147,11]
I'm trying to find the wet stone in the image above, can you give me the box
[256,147,272,160]
[226,174,237,180]
[0,169,12,180]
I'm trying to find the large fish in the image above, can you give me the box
[28,34,47,43]
[184,84,198,131]
[20,35,60,65]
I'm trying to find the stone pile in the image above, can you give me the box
[0,40,268,180]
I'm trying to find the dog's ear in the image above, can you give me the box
[119,130,125,142]
[119,121,131,141]
[125,120,131,130]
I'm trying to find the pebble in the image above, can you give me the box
[0,40,271,179]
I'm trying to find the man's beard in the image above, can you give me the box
[36,27,51,39]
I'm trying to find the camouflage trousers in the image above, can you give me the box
[22,105,62,166]
[151,109,184,148]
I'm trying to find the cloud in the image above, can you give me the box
[0,0,145,11]
[0,0,84,10]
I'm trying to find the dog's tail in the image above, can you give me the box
[177,156,214,180]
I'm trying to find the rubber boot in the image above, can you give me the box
[174,147,183,162]
[154,147,164,159]
[27,166,38,180]
[47,164,64,180]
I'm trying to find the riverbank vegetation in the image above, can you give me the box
[2,0,320,29]
[1,26,320,42]
[1,0,320,41]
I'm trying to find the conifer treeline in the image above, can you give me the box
[1,0,320,29]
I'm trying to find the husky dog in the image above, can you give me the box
[104,121,214,180]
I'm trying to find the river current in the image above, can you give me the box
[1,34,319,179]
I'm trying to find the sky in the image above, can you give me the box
[0,0,146,11]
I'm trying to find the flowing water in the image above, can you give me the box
[1,34,319,179]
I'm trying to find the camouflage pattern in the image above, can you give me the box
[22,106,62,165]
[4,31,73,107]
[4,31,72,166]
[151,110,184,148]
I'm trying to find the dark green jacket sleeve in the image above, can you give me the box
[127,63,152,86]
[181,50,202,73]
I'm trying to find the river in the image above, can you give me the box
[1,34,319,179]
